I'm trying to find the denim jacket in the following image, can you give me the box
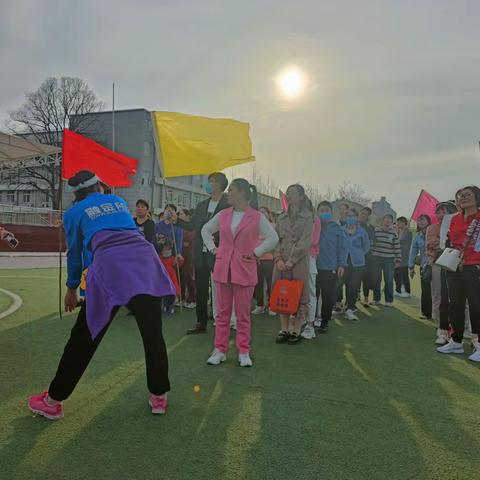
[317,220,347,271]
[408,231,428,268]
[343,226,371,267]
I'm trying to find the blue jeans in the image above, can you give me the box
[372,257,395,303]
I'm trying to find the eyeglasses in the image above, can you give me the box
[456,191,474,200]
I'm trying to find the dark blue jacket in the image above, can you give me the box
[317,220,347,271]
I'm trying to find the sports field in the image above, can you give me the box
[0,269,479,480]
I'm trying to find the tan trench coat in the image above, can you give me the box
[272,207,315,304]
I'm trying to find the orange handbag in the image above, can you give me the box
[269,272,304,315]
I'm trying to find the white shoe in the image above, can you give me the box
[251,306,265,315]
[345,309,359,321]
[207,349,227,365]
[399,293,411,298]
[385,302,394,308]
[239,353,253,367]
[314,318,322,328]
[468,348,480,363]
[268,309,277,316]
[184,302,196,309]
[301,324,316,339]
[435,330,448,346]
[371,300,381,306]
[394,291,401,297]
[437,340,464,355]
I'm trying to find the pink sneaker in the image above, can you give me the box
[149,394,168,415]
[28,391,64,420]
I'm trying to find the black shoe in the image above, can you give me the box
[288,333,302,345]
[187,323,207,335]
[275,331,290,344]
[318,324,329,334]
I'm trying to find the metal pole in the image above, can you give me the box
[112,82,115,152]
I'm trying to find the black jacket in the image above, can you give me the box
[176,194,230,268]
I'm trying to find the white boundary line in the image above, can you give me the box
[0,288,23,319]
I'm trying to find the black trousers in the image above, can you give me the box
[255,259,274,307]
[447,266,480,343]
[194,255,213,327]
[49,295,170,401]
[439,268,451,331]
[316,270,338,325]
[394,266,411,294]
[421,276,432,318]
[361,255,374,298]
[338,265,364,310]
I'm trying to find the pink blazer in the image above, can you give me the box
[213,206,261,287]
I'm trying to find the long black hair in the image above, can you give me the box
[230,178,258,209]
[286,184,313,213]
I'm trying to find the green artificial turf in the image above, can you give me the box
[0,269,479,480]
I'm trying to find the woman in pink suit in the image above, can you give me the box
[201,178,279,367]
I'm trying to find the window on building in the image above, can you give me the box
[166,189,174,203]
[141,173,150,187]
[7,191,15,203]
[22,191,31,203]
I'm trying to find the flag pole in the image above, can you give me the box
[112,82,116,195]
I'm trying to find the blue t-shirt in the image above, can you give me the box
[64,192,137,289]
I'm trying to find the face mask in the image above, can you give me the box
[162,249,172,257]
[205,183,214,195]
[345,217,358,225]
[319,212,332,222]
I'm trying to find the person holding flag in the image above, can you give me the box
[27,170,176,420]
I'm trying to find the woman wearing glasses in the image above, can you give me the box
[437,186,480,362]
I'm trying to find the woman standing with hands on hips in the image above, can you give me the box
[273,184,315,345]
[201,179,278,367]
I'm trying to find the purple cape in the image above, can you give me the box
[85,230,175,339]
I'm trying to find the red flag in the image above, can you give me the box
[62,129,138,187]
[279,190,289,211]
[411,189,439,224]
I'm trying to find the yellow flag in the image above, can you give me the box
[152,111,255,177]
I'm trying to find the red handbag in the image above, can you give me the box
[269,272,304,315]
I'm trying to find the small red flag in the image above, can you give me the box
[279,190,289,211]
[62,129,138,187]
[411,189,439,224]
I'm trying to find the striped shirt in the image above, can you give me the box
[371,227,401,260]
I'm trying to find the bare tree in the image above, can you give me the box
[6,77,105,209]
[336,181,371,206]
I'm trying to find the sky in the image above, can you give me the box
[1,0,480,214]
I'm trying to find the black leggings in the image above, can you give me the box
[49,295,170,401]
[447,266,480,343]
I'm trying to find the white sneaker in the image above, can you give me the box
[314,317,322,328]
[437,340,464,355]
[184,302,196,309]
[345,309,359,321]
[435,330,448,346]
[468,348,480,363]
[207,349,227,365]
[268,309,277,316]
[385,302,394,308]
[301,324,316,339]
[399,293,411,298]
[239,353,253,367]
[371,300,381,306]
[251,306,265,315]
[394,291,402,297]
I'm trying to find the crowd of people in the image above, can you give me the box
[25,169,480,420]
[131,175,480,363]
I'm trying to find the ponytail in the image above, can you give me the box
[230,178,258,209]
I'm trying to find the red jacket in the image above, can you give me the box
[160,256,180,295]
[448,212,480,265]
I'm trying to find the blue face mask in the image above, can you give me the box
[319,212,332,222]
[345,217,358,225]
[205,182,214,195]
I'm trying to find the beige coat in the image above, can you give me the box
[272,207,315,304]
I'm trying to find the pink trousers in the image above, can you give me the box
[214,282,255,354]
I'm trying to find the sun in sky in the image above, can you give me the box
[276,66,308,100]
